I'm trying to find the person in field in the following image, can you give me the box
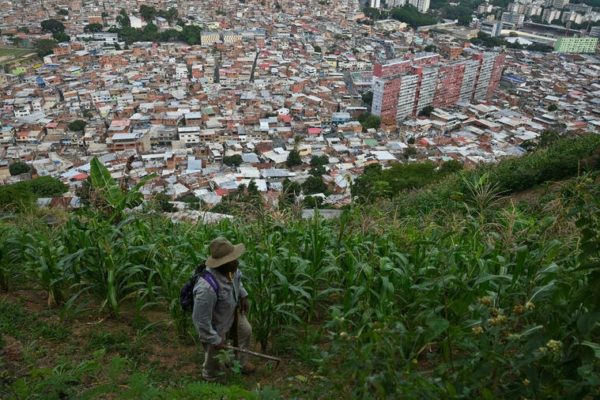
[192,237,255,381]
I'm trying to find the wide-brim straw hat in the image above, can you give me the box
[206,237,245,269]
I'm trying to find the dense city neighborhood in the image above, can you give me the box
[1,0,599,213]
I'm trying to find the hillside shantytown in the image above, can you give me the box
[1,0,599,214]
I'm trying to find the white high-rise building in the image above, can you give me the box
[369,0,381,8]
[409,0,430,13]
[542,8,562,23]
[501,11,525,27]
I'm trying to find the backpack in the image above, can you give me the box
[180,264,220,312]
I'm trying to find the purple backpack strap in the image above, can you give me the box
[201,270,220,295]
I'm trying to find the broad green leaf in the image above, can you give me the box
[581,341,600,359]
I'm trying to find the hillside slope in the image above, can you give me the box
[1,135,600,399]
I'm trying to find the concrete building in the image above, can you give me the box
[525,4,543,16]
[561,11,584,25]
[371,52,505,125]
[545,0,570,9]
[481,21,503,37]
[410,0,430,13]
[554,37,598,53]
[201,32,220,46]
[478,3,494,14]
[501,12,525,28]
[542,8,562,24]
[507,3,527,14]
[369,0,381,8]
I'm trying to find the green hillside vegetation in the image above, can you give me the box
[1,135,600,398]
[0,48,38,65]
[0,176,68,213]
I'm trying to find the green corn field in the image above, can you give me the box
[1,136,600,399]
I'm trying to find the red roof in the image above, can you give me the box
[72,173,88,181]
[308,127,321,135]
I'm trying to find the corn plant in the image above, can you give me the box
[23,233,83,307]
[0,223,26,291]
[67,217,149,317]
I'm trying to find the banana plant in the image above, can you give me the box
[89,157,156,222]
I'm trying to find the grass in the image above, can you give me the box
[0,294,279,399]
[0,48,35,56]
[0,47,37,64]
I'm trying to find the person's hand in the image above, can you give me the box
[240,296,249,315]
[214,338,227,350]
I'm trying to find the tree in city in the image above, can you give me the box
[0,183,35,213]
[303,195,324,208]
[17,27,29,33]
[34,39,58,57]
[68,120,87,132]
[223,154,243,167]
[141,22,159,41]
[41,19,65,35]
[53,32,70,43]
[309,155,329,177]
[310,155,329,167]
[458,14,472,26]
[245,180,263,208]
[389,5,437,29]
[527,43,553,52]
[180,25,202,45]
[84,23,104,33]
[158,29,180,42]
[9,36,24,47]
[158,7,178,23]
[286,149,302,168]
[29,176,68,197]
[303,175,329,195]
[548,104,558,112]
[9,162,31,176]
[57,9,69,16]
[313,45,322,52]
[438,159,463,174]
[309,164,326,177]
[116,9,131,28]
[362,91,373,106]
[152,192,175,212]
[419,105,434,117]
[404,146,417,159]
[470,31,505,48]
[363,7,387,21]
[357,113,381,132]
[139,5,157,21]
[539,130,561,148]
[176,193,201,210]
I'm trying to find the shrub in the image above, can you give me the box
[29,176,68,197]
[68,120,87,132]
[9,162,31,176]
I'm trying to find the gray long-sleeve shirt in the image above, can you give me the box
[192,269,248,345]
